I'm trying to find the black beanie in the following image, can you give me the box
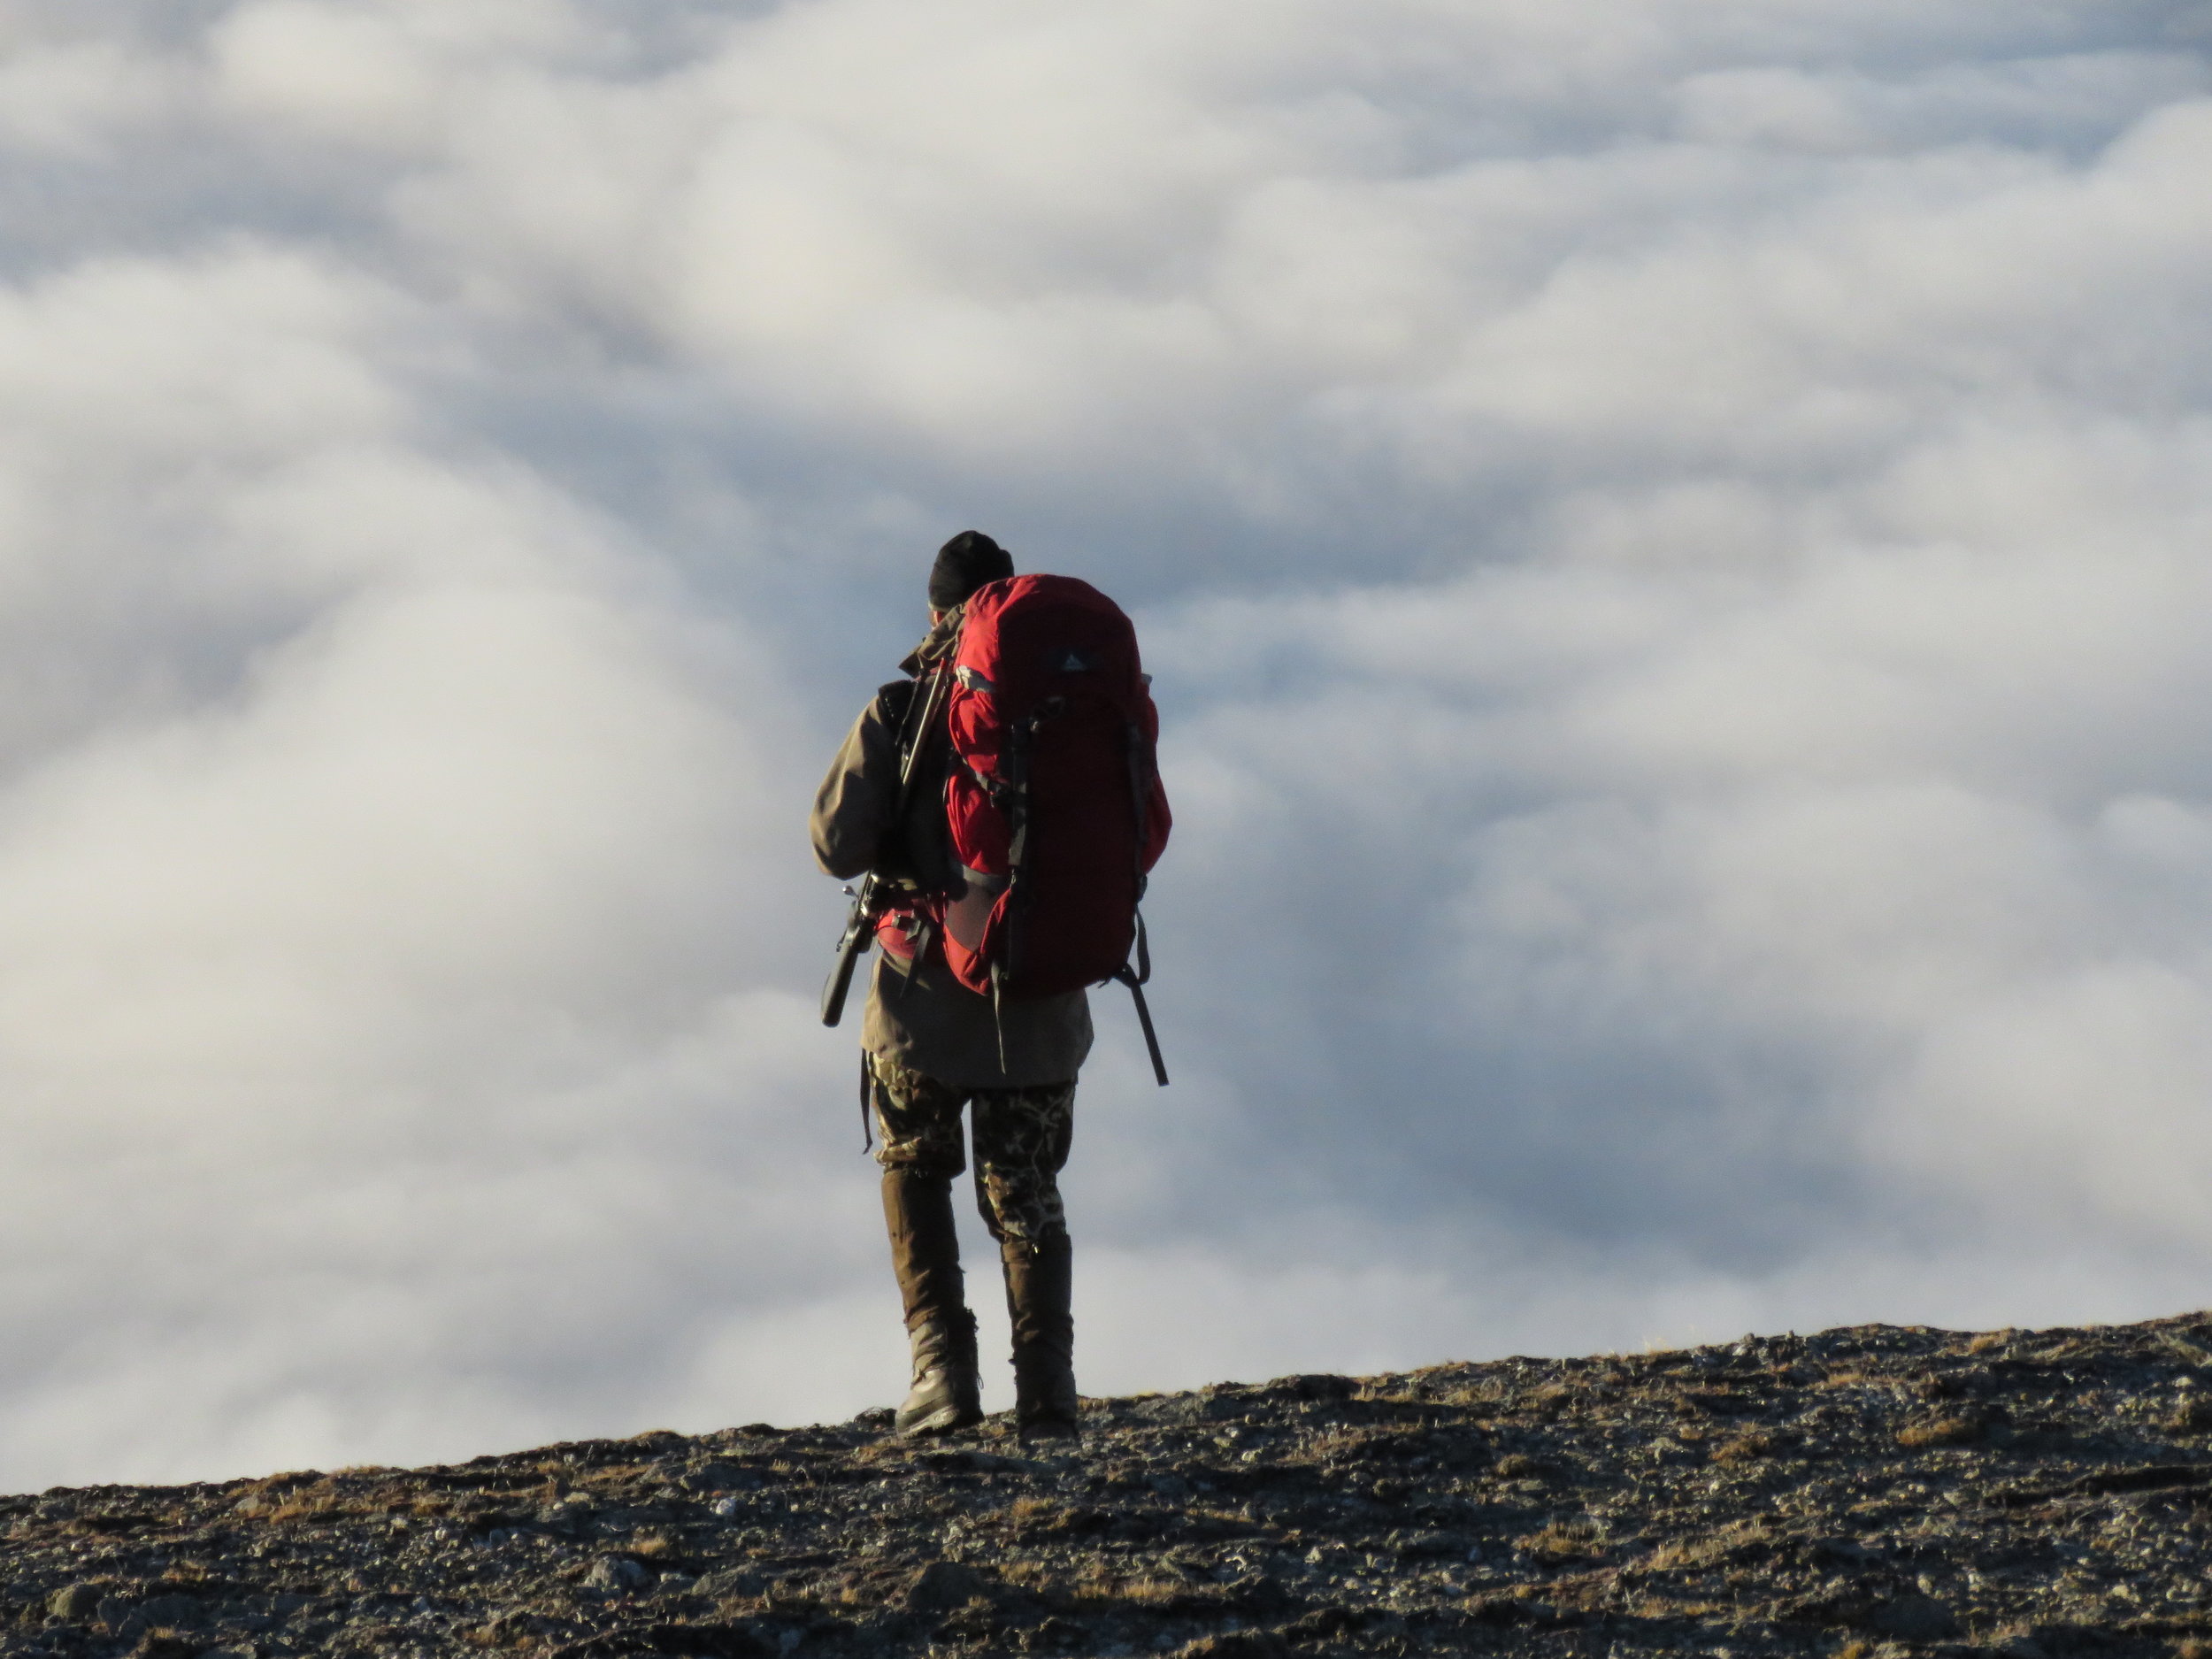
[929,530,1013,609]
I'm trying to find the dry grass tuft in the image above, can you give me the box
[1896,1415,1983,1449]
[1621,1590,1732,1617]
[1709,1431,1777,1464]
[1517,1521,1599,1562]
[1965,1329,2012,1355]
[1492,1453,1543,1479]
[1115,1577,1190,1606]
[1644,1536,1721,1572]
[1067,1563,1198,1608]
[1432,1379,1509,1409]
[263,1484,380,1525]
[1646,1517,1772,1574]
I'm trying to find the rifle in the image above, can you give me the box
[820,651,956,1026]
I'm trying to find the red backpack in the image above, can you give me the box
[924,574,1171,1079]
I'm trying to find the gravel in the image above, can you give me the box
[5,1312,2212,1656]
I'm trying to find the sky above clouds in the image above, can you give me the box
[0,0,2209,1488]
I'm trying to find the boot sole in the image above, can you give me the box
[896,1402,986,1437]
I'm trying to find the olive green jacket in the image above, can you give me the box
[811,626,1092,1090]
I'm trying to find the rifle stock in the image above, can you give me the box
[820,877,877,1027]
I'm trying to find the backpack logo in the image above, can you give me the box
[1048,647,1094,674]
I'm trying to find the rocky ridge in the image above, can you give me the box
[7,1312,2212,1658]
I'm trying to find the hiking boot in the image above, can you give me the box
[883,1170,983,1436]
[1014,1371,1080,1442]
[896,1310,983,1436]
[1003,1233,1079,1441]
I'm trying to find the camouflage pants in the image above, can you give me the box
[865,1053,1074,1252]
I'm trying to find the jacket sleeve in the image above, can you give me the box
[810,683,910,879]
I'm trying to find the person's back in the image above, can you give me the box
[812,531,1167,1440]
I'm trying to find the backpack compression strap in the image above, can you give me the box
[1118,717,1169,1087]
[1112,911,1168,1087]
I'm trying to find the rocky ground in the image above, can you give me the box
[7,1313,2212,1659]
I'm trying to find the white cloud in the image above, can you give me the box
[0,37,182,156]
[0,0,2207,1488]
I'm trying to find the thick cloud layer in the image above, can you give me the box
[0,0,2208,1487]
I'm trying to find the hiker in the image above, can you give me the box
[811,530,1169,1440]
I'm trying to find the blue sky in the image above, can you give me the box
[0,0,2208,1487]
